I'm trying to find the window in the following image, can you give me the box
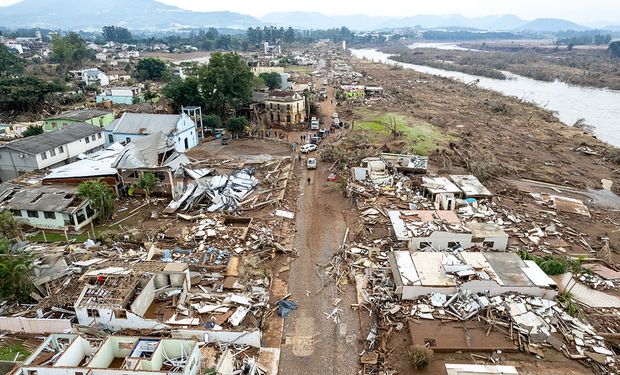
[447,242,461,249]
[40,151,47,160]
[85,136,90,144]
[27,210,39,218]
[50,148,56,157]
[44,211,56,219]
[27,371,38,375]
[114,309,127,319]
[108,134,114,143]
[419,241,432,250]
[11,210,21,217]
[483,241,495,249]
[76,372,84,375]
[58,146,64,153]
[97,133,102,139]
[91,135,96,141]
[86,308,100,317]
[125,137,131,144]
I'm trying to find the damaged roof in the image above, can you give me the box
[112,132,174,169]
[0,185,86,214]
[450,175,493,198]
[107,113,181,135]
[0,124,103,155]
[46,109,112,122]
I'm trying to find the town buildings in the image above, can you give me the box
[43,109,115,132]
[264,91,306,126]
[96,86,142,105]
[0,124,105,181]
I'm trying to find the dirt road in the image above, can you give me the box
[279,82,360,374]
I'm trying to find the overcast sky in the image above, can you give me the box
[0,0,619,24]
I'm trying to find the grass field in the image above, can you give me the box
[354,111,453,155]
[0,342,30,361]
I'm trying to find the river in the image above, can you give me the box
[350,48,620,147]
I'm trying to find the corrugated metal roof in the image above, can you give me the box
[2,185,84,213]
[46,109,112,122]
[109,113,180,135]
[0,123,103,155]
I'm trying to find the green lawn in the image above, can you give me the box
[354,112,454,155]
[0,342,30,361]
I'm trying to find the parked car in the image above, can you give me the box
[327,173,338,182]
[318,129,327,138]
[332,112,339,119]
[343,122,350,129]
[300,143,317,153]
[309,136,322,145]
[333,117,340,127]
[221,136,229,145]
[307,158,317,170]
[310,119,320,130]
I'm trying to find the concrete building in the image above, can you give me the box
[390,251,557,300]
[104,113,198,153]
[0,124,105,182]
[74,263,191,330]
[20,334,201,375]
[43,109,115,132]
[0,184,96,232]
[450,175,493,200]
[70,68,110,86]
[265,91,306,127]
[96,87,142,105]
[388,210,509,251]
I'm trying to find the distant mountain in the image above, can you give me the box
[261,12,391,31]
[0,0,260,30]
[378,14,528,30]
[519,18,589,32]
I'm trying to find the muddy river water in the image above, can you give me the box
[351,48,620,147]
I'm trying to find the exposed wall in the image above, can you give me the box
[0,317,72,334]
[130,278,155,317]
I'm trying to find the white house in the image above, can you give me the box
[0,184,97,233]
[105,113,199,152]
[70,68,110,86]
[0,123,105,181]
[74,264,191,330]
[96,86,142,104]
[21,334,201,375]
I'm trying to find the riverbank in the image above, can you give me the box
[349,57,619,193]
[383,45,620,90]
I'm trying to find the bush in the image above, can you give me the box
[538,258,566,275]
[409,345,433,370]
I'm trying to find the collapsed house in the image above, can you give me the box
[390,251,557,300]
[74,263,190,331]
[388,209,509,251]
[21,334,200,375]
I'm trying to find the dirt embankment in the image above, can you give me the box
[351,58,620,194]
[384,46,620,90]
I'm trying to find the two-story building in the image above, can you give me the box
[104,113,198,152]
[70,68,110,86]
[265,91,306,127]
[96,86,142,105]
[43,109,115,132]
[0,123,105,182]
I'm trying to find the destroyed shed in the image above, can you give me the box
[390,251,557,300]
[21,334,200,375]
[380,152,428,174]
[450,174,493,200]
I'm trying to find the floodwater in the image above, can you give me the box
[351,48,620,147]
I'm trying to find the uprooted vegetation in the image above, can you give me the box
[409,345,433,370]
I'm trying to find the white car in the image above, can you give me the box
[332,112,339,119]
[333,117,340,126]
[310,120,320,130]
[300,144,318,153]
[307,158,317,170]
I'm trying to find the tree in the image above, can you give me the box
[205,114,221,130]
[77,179,115,223]
[22,125,44,137]
[102,26,132,43]
[0,211,21,241]
[136,172,157,201]
[162,77,202,111]
[226,116,248,138]
[284,27,296,43]
[610,41,620,58]
[135,58,169,81]
[51,32,90,68]
[198,52,253,120]
[0,76,64,113]
[259,72,282,90]
[0,45,25,78]
[0,240,34,303]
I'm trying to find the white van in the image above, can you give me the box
[310,119,320,130]
[307,158,317,169]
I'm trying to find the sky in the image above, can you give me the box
[0,0,619,24]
